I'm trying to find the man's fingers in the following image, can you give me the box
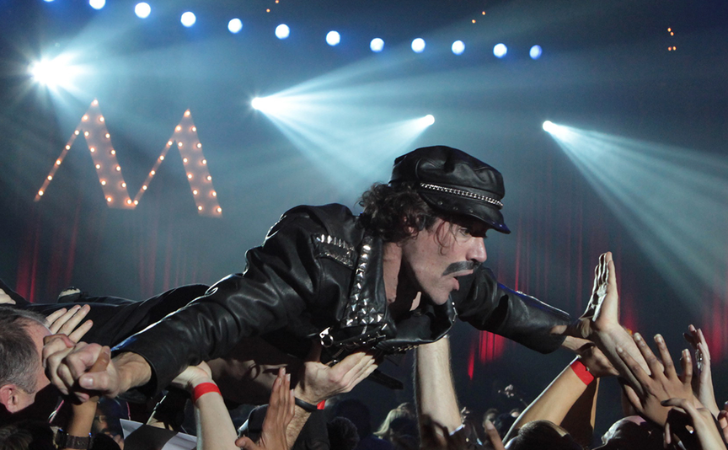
[632,333,663,375]
[616,345,652,391]
[45,308,68,328]
[653,334,677,379]
[57,304,91,335]
[48,305,81,333]
[68,319,93,343]
[680,349,693,386]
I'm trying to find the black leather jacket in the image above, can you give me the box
[115,204,572,394]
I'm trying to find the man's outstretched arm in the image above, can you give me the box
[415,336,461,445]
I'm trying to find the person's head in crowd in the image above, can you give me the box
[0,307,54,416]
[593,416,663,450]
[333,399,374,439]
[93,398,127,445]
[0,420,55,450]
[493,413,517,438]
[375,407,415,441]
[505,420,581,450]
[483,408,499,430]
[395,403,416,418]
[327,417,360,450]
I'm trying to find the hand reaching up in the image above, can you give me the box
[684,325,720,417]
[236,368,295,450]
[618,332,696,425]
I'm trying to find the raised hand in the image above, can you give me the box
[664,397,726,450]
[618,332,696,425]
[684,325,720,417]
[236,368,295,450]
[45,304,93,343]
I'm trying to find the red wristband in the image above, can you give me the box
[570,359,595,385]
[193,382,221,402]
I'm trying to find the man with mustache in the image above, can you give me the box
[49,146,580,415]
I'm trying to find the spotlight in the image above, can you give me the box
[370,38,384,53]
[275,24,290,39]
[326,31,340,46]
[228,18,243,34]
[411,38,425,53]
[251,96,284,114]
[530,45,542,60]
[89,0,105,10]
[423,114,435,126]
[451,40,465,55]
[181,12,196,27]
[543,121,566,137]
[29,58,75,88]
[44,0,54,2]
[134,2,151,18]
[493,43,507,58]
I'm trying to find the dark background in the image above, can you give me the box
[2,0,728,438]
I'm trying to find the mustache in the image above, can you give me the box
[442,261,480,276]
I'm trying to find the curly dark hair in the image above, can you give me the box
[358,182,437,243]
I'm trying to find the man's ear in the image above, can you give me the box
[0,384,22,412]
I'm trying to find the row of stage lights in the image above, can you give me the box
[40,0,544,59]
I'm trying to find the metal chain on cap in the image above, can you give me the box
[418,182,503,209]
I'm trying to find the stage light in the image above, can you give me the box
[423,114,435,126]
[411,38,426,53]
[493,43,507,58]
[542,121,554,132]
[275,24,290,39]
[134,3,151,18]
[326,31,340,46]
[181,12,196,27]
[228,18,243,34]
[251,96,285,114]
[89,0,105,10]
[451,40,465,55]
[44,0,54,2]
[370,38,384,53]
[530,45,542,60]
[29,58,77,88]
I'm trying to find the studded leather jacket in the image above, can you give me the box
[115,204,572,395]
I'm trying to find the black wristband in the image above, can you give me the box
[55,430,92,450]
[294,397,318,412]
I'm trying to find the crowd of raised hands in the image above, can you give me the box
[9,250,728,450]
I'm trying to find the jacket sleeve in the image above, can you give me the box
[113,209,325,395]
[454,267,572,354]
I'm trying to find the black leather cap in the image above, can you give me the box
[390,145,510,234]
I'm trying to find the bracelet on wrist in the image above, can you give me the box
[294,397,319,412]
[55,430,92,450]
[192,382,221,403]
[570,358,595,385]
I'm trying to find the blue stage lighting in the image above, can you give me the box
[89,0,105,10]
[542,121,554,132]
[181,12,196,27]
[44,0,54,2]
[530,45,542,60]
[493,43,507,58]
[411,38,425,53]
[451,40,465,55]
[326,31,340,46]
[423,115,435,126]
[275,24,290,39]
[370,38,384,52]
[228,18,243,34]
[134,2,151,18]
